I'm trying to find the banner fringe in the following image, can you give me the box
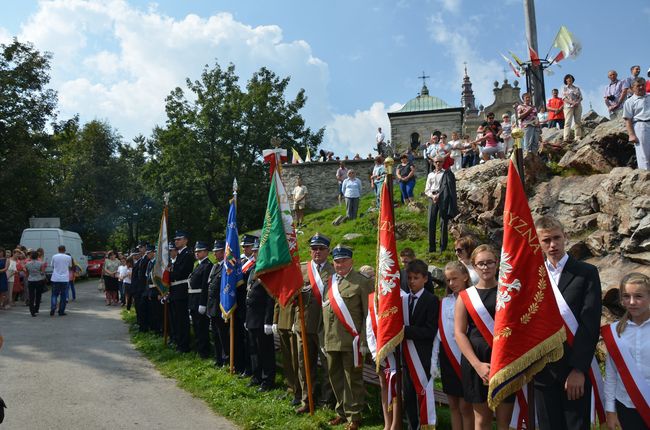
[488,327,566,410]
[375,329,404,373]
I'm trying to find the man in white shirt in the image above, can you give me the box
[50,245,72,316]
[425,156,447,253]
[623,77,650,170]
[376,127,385,155]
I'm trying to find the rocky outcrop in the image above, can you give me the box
[453,165,650,289]
[558,119,636,174]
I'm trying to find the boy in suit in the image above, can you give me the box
[534,215,602,430]
[403,259,439,430]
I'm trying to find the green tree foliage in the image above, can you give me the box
[0,39,58,247]
[148,61,324,239]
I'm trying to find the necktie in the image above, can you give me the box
[409,293,416,319]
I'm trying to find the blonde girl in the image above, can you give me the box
[603,273,650,430]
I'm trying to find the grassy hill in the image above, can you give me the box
[296,178,460,269]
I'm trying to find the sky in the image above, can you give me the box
[1,0,649,157]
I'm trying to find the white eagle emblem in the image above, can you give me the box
[496,251,522,311]
[378,246,400,296]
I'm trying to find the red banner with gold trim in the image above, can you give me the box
[487,157,566,409]
[374,179,404,370]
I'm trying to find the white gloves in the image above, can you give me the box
[271,324,279,335]
[264,324,273,335]
[198,305,206,315]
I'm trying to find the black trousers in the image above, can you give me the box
[535,377,592,430]
[172,299,190,352]
[616,400,647,430]
[190,309,211,358]
[403,367,430,430]
[233,315,251,374]
[248,328,276,387]
[428,201,449,253]
[28,281,44,315]
[147,292,163,334]
[210,315,230,366]
[135,292,150,332]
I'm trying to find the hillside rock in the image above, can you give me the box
[558,119,636,173]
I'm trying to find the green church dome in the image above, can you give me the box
[393,84,452,113]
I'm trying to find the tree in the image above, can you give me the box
[148,61,323,239]
[0,39,58,247]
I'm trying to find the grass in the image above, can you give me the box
[122,310,453,429]
[297,178,458,269]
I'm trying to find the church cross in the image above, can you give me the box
[418,71,430,87]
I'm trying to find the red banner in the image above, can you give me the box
[487,158,566,409]
[374,179,404,370]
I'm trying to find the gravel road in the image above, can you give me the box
[0,279,238,429]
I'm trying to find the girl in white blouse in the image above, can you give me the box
[603,273,650,430]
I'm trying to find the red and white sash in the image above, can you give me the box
[242,256,256,274]
[438,295,461,379]
[601,322,650,427]
[459,287,528,430]
[548,271,606,423]
[307,261,325,304]
[402,294,436,428]
[368,296,398,407]
[328,275,363,367]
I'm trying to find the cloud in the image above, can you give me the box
[323,101,403,157]
[427,13,503,108]
[0,27,11,44]
[438,0,462,13]
[16,0,331,142]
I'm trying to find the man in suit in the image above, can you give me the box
[245,240,276,391]
[145,246,162,334]
[188,241,213,359]
[295,233,335,413]
[170,230,195,353]
[534,215,602,430]
[402,259,439,430]
[136,244,152,332]
[235,234,258,376]
[323,245,373,430]
[207,239,229,367]
[131,244,147,331]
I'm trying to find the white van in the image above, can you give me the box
[19,228,88,277]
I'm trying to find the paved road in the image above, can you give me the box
[0,279,238,429]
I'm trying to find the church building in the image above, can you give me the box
[388,67,522,153]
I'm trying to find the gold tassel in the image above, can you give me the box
[375,329,404,372]
[488,327,566,410]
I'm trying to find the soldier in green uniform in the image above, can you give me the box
[323,245,373,430]
[273,297,302,406]
[294,233,335,413]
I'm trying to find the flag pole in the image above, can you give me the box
[230,178,238,375]
[162,192,170,346]
[382,155,403,422]
[298,293,315,415]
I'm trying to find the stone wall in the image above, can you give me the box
[389,109,464,153]
[283,158,429,211]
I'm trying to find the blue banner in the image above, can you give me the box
[220,199,243,319]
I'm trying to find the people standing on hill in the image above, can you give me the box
[292,177,308,228]
[341,169,362,220]
[623,77,650,171]
[371,156,386,208]
[336,162,348,206]
[500,114,514,156]
[547,88,565,130]
[561,74,584,143]
[25,251,46,317]
[623,65,641,97]
[425,155,458,253]
[396,153,416,205]
[449,131,464,172]
[376,127,386,156]
[50,245,72,316]
[604,70,627,120]
[516,92,539,154]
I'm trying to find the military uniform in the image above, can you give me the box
[136,251,151,332]
[187,241,212,359]
[235,234,257,375]
[274,300,301,404]
[323,245,373,426]
[207,240,229,367]
[170,230,195,353]
[295,259,336,410]
[146,252,163,334]
[245,239,275,390]
[130,250,146,331]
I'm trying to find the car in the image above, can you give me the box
[87,251,107,277]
